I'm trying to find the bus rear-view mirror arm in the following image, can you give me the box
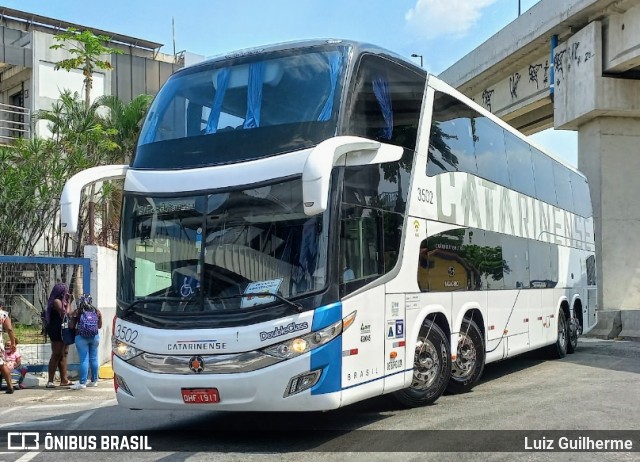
[302,136,404,216]
[60,164,129,235]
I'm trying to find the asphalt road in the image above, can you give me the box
[0,337,638,462]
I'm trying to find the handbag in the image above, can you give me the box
[61,315,75,345]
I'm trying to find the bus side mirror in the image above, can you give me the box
[302,136,403,216]
[60,165,129,234]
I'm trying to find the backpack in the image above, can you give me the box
[76,308,99,337]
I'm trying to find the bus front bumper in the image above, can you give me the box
[112,354,342,412]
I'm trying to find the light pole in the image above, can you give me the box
[411,53,423,68]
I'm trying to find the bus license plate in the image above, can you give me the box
[181,388,220,404]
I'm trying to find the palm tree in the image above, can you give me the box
[97,94,152,164]
[50,28,122,109]
[34,90,118,260]
[93,94,152,245]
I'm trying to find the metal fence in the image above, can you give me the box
[0,256,91,369]
[0,102,30,144]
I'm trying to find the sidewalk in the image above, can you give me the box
[0,377,116,407]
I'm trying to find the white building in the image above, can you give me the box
[0,6,201,143]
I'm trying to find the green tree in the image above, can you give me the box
[97,94,152,164]
[93,94,152,244]
[49,27,122,246]
[0,137,84,300]
[35,90,119,251]
[0,137,70,257]
[50,28,122,108]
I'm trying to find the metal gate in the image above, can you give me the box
[0,255,91,371]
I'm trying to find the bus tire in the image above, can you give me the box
[446,318,485,394]
[546,309,568,359]
[393,319,451,408]
[567,314,578,354]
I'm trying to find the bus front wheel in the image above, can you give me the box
[446,318,485,394]
[393,319,451,407]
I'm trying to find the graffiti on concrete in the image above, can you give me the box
[529,64,543,89]
[554,49,567,86]
[481,88,495,112]
[554,40,593,88]
[570,42,581,67]
[481,89,495,111]
[509,72,521,98]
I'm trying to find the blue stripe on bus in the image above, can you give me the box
[311,302,342,330]
[310,335,342,395]
[310,302,343,395]
[341,368,412,391]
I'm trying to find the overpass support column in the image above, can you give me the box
[555,20,640,335]
[578,118,640,312]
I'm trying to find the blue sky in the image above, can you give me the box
[5,0,577,165]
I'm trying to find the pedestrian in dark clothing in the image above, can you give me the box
[45,283,75,388]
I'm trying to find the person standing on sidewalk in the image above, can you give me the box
[45,283,74,388]
[0,297,17,394]
[69,295,102,390]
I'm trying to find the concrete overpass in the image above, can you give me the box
[440,0,640,337]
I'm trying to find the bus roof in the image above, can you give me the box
[186,39,425,75]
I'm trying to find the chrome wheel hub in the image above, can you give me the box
[452,332,477,379]
[411,338,443,390]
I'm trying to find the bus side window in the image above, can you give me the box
[427,93,477,177]
[345,54,425,150]
[417,238,431,291]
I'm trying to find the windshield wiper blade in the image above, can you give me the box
[120,296,195,319]
[215,292,303,314]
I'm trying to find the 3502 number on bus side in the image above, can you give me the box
[114,324,139,344]
[417,187,434,204]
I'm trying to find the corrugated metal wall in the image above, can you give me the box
[0,25,32,68]
[112,52,178,102]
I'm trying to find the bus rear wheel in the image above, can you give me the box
[567,315,579,354]
[546,309,568,359]
[393,319,450,407]
[446,318,485,394]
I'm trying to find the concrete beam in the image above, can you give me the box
[0,67,30,93]
[505,102,554,134]
[468,52,554,130]
[554,21,640,130]
[439,0,640,134]
[604,3,640,73]
[439,0,628,94]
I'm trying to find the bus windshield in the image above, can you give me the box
[118,177,329,314]
[134,46,348,169]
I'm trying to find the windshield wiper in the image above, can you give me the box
[213,292,303,314]
[119,296,197,319]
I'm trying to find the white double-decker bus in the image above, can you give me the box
[61,40,596,411]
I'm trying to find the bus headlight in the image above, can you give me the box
[112,338,142,361]
[262,311,356,360]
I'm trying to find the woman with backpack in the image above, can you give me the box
[69,295,102,390]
